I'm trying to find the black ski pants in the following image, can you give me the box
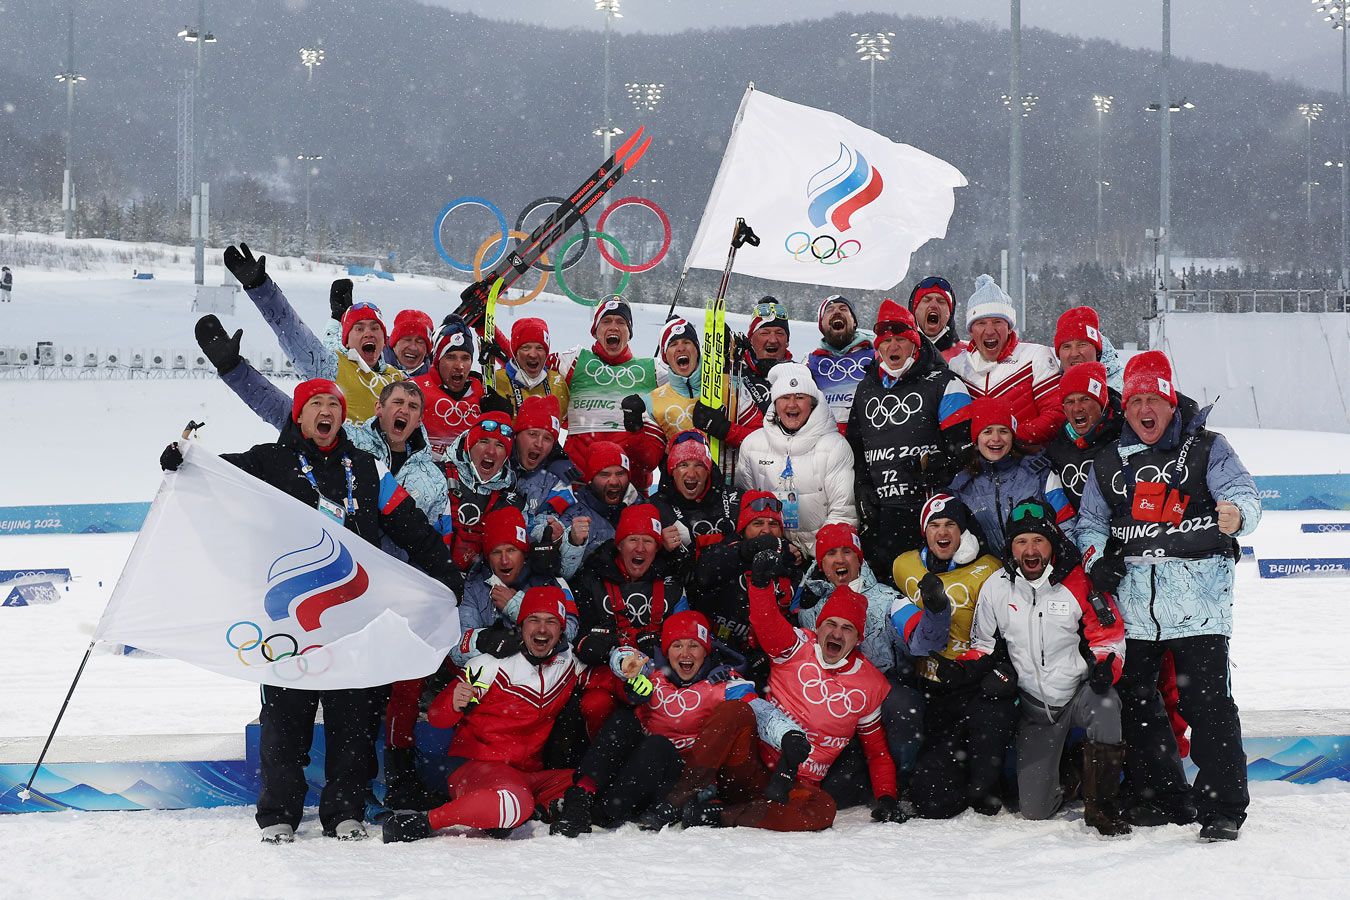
[911,682,1018,819]
[577,707,685,826]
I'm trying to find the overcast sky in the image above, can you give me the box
[422,0,1338,92]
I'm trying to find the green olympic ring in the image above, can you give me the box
[552,230,632,307]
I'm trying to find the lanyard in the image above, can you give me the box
[298,452,357,516]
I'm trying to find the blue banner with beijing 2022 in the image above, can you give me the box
[0,503,152,536]
[1253,474,1350,511]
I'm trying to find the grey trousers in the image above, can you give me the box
[1016,682,1122,820]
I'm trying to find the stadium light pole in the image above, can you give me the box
[300,47,324,82]
[1143,94,1195,295]
[626,81,664,113]
[1008,0,1024,323]
[297,154,323,254]
[55,8,86,240]
[1300,103,1324,244]
[851,31,894,131]
[1315,2,1349,291]
[178,1,217,287]
[595,0,622,159]
[1093,94,1114,263]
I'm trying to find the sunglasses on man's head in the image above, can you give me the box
[746,496,783,513]
[672,431,709,447]
[753,301,788,320]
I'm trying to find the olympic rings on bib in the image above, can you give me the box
[785,231,862,266]
[473,229,550,306]
[515,197,590,273]
[595,196,672,273]
[553,230,632,307]
[434,197,508,273]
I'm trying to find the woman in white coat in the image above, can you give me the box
[734,362,857,556]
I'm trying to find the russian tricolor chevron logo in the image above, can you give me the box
[806,142,884,232]
[264,529,369,632]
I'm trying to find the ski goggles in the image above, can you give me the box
[752,300,788,321]
[913,276,953,297]
[745,496,784,514]
[672,430,710,447]
[1010,501,1049,522]
[476,419,515,438]
[350,301,382,314]
[875,319,920,340]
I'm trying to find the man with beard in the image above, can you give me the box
[557,297,668,491]
[693,297,792,447]
[1030,362,1123,520]
[413,316,486,459]
[509,394,578,538]
[382,587,592,842]
[492,317,570,415]
[655,431,741,555]
[908,275,965,360]
[161,379,461,844]
[847,300,972,579]
[441,411,525,571]
[222,244,405,423]
[558,440,638,569]
[808,294,875,432]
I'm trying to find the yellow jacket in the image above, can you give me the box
[893,551,1002,682]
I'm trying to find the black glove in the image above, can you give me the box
[870,795,911,824]
[691,401,732,441]
[529,539,562,577]
[636,633,660,661]
[738,534,784,564]
[980,659,1019,700]
[329,278,354,321]
[917,573,950,615]
[929,654,975,686]
[475,624,523,658]
[1088,557,1127,596]
[194,315,243,374]
[750,549,783,589]
[479,387,514,416]
[744,649,771,688]
[574,628,618,667]
[160,442,183,471]
[621,394,646,433]
[1089,652,1117,696]
[223,242,267,290]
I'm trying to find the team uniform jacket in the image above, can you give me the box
[948,335,1064,447]
[747,582,895,797]
[807,333,875,432]
[612,648,757,752]
[1028,393,1124,515]
[950,456,1071,557]
[411,370,485,460]
[452,561,580,667]
[441,429,526,570]
[655,469,741,554]
[685,538,804,669]
[492,362,570,417]
[725,352,789,447]
[968,565,1126,708]
[570,541,692,657]
[243,278,404,423]
[893,549,1002,684]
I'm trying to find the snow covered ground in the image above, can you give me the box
[2,241,1349,895]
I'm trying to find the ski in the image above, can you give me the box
[480,276,505,372]
[455,127,652,330]
[699,296,727,465]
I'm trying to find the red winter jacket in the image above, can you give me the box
[948,334,1065,448]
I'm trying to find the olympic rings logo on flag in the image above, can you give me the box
[432,195,672,307]
[784,232,862,266]
[226,620,332,680]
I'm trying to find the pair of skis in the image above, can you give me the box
[454,126,652,333]
[698,218,759,471]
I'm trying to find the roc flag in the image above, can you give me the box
[94,442,461,690]
[684,87,967,290]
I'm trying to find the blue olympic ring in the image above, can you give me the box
[434,197,509,273]
[784,231,862,266]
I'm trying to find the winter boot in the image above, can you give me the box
[680,797,727,829]
[259,823,295,844]
[664,764,719,810]
[1198,815,1241,842]
[382,745,445,812]
[549,786,595,838]
[763,730,811,804]
[381,811,432,843]
[636,800,680,832]
[327,819,368,841]
[1082,742,1132,837]
[1125,794,1198,827]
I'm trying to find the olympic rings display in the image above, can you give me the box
[515,197,590,273]
[226,620,332,680]
[552,230,631,307]
[434,197,509,273]
[473,229,550,306]
[595,196,673,274]
[784,231,862,266]
[227,620,263,651]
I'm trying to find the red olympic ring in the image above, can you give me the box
[595,196,672,274]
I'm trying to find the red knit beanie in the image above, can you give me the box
[340,302,387,347]
[292,378,347,423]
[583,441,630,482]
[814,522,863,567]
[519,585,568,624]
[666,431,712,474]
[661,610,712,657]
[815,585,868,637]
[511,317,551,355]
[969,396,1018,438]
[465,411,514,455]
[1060,361,1110,408]
[514,394,561,438]
[389,309,432,352]
[736,490,783,533]
[1123,350,1178,408]
[874,299,922,353]
[617,503,663,545]
[482,506,528,555]
[1054,306,1103,354]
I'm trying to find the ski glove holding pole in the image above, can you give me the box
[223,242,268,291]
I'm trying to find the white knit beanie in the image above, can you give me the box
[767,362,819,404]
[964,274,1016,331]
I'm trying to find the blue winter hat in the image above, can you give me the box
[964,274,1016,332]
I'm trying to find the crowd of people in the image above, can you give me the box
[163,242,1261,846]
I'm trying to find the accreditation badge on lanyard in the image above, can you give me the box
[316,495,347,525]
[299,452,356,526]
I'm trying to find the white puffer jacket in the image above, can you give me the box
[734,365,857,555]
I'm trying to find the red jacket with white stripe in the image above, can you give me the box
[948,335,1065,448]
[966,564,1125,707]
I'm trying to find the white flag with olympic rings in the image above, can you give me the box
[685,88,967,290]
[94,442,461,689]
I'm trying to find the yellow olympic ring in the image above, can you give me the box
[473,229,550,306]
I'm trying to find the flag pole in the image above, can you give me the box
[665,82,757,325]
[17,640,96,802]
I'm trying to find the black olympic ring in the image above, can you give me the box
[515,196,590,273]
